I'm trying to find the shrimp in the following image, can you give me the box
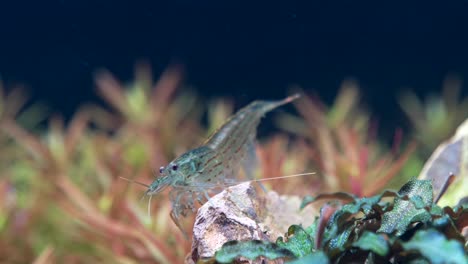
[144,94,301,235]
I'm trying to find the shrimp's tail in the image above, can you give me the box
[281,93,301,104]
[261,93,301,112]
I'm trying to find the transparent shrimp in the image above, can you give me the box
[143,94,301,235]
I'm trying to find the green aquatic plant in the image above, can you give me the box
[213,116,468,263]
[399,75,468,154]
[214,178,467,263]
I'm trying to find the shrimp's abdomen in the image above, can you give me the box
[203,94,300,183]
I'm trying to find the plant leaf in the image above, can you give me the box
[419,118,468,206]
[276,225,315,257]
[352,231,389,256]
[287,251,329,264]
[301,192,356,209]
[326,223,355,253]
[302,189,417,214]
[401,229,467,264]
[215,240,294,263]
[378,179,433,236]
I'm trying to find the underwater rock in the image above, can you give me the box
[187,182,317,263]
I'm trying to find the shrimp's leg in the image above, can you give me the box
[170,209,189,240]
[195,192,204,205]
[169,188,213,239]
[203,190,211,202]
[170,189,191,217]
[169,189,194,239]
[194,190,211,206]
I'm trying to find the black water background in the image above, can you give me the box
[1,0,468,139]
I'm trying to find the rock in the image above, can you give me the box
[187,182,318,263]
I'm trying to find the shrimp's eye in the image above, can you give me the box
[172,164,178,171]
[159,166,164,173]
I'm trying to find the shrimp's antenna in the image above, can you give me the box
[147,195,153,218]
[250,172,315,182]
[119,176,150,188]
[184,172,316,189]
[139,192,147,203]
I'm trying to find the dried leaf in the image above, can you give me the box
[419,118,468,206]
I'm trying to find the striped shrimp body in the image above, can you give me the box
[145,94,300,233]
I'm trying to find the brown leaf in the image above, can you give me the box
[418,118,468,206]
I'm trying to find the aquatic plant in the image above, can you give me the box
[212,115,468,263]
[277,81,416,197]
[215,178,467,263]
[0,65,465,263]
[399,75,468,153]
[0,66,198,263]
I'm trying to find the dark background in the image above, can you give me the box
[1,0,468,131]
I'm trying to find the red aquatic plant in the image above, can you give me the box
[277,81,416,196]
